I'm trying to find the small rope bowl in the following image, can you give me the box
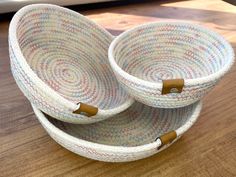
[109,22,234,108]
[9,4,134,124]
[32,101,202,162]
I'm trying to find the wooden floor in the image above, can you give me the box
[0,0,236,176]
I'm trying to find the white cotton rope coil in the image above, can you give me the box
[9,4,134,124]
[32,101,202,162]
[108,21,235,108]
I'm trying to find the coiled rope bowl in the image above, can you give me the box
[9,4,134,124]
[109,22,234,108]
[32,101,202,162]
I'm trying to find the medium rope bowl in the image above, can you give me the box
[9,4,134,124]
[109,22,234,108]
[32,101,202,162]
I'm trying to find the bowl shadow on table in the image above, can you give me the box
[106,29,125,36]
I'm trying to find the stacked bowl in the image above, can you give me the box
[9,4,234,162]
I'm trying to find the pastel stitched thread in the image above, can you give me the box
[9,4,134,124]
[109,22,235,108]
[32,101,202,162]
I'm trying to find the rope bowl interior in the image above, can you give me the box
[109,22,234,108]
[9,4,134,124]
[32,101,202,162]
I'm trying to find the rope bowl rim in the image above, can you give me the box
[9,4,135,123]
[32,101,202,162]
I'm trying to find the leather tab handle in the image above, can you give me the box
[73,102,98,117]
[162,79,184,94]
[157,130,177,150]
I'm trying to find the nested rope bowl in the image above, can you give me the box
[9,4,134,124]
[109,22,234,108]
[32,101,202,162]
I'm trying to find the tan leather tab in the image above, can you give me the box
[157,130,177,150]
[73,102,98,117]
[162,79,184,94]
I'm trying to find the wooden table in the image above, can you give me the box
[0,0,236,176]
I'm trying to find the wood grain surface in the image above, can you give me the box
[0,0,236,176]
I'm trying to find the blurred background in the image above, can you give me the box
[0,0,119,13]
[0,0,234,14]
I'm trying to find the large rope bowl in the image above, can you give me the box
[109,22,234,108]
[32,101,202,162]
[9,4,134,124]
